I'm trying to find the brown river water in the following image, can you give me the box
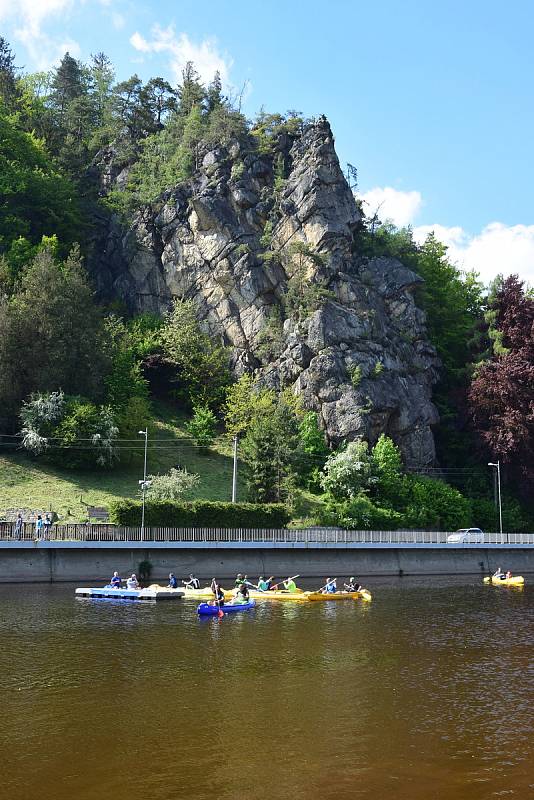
[1,577,533,800]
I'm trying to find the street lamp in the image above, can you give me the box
[488,460,503,540]
[139,428,148,540]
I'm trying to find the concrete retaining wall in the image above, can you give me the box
[1,543,533,582]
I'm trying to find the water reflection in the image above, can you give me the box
[0,580,532,800]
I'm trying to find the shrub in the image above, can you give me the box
[403,475,470,530]
[144,468,200,501]
[109,499,290,528]
[320,440,377,500]
[329,495,405,530]
[185,405,217,447]
[348,365,362,387]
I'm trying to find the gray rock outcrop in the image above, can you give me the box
[88,117,440,468]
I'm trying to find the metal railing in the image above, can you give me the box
[1,523,533,545]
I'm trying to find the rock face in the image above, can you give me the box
[89,117,440,468]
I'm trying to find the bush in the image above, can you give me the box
[403,475,470,530]
[328,495,405,530]
[185,405,217,447]
[145,468,200,501]
[109,500,291,528]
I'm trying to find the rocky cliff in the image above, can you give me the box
[90,117,439,468]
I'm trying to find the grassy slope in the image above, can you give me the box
[0,403,237,521]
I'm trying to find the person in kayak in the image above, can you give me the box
[505,570,513,579]
[322,578,337,594]
[232,583,250,604]
[493,567,505,579]
[126,573,140,590]
[183,573,201,590]
[110,571,121,588]
[344,577,361,592]
[211,578,225,606]
[168,573,178,589]
[257,576,274,592]
[283,577,298,593]
[234,573,245,587]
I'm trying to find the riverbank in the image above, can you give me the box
[1,541,533,582]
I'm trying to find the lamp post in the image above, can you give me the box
[488,460,503,541]
[139,428,148,540]
[231,435,238,503]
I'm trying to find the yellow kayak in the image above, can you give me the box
[247,589,309,602]
[305,590,372,602]
[483,576,525,587]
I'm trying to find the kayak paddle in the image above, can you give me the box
[270,574,300,591]
[212,580,224,618]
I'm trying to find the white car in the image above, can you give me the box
[447,528,485,544]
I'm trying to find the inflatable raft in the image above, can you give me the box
[75,586,184,601]
[197,600,256,615]
[483,576,525,587]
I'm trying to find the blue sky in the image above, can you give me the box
[2,0,533,283]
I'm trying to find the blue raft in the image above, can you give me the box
[197,600,256,615]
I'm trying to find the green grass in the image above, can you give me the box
[0,402,238,521]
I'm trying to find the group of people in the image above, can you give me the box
[104,570,362,597]
[11,512,53,540]
[110,571,140,590]
[322,577,362,593]
[206,573,363,606]
[493,567,514,580]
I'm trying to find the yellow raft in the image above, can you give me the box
[305,589,372,602]
[483,576,525,587]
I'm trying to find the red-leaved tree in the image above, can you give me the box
[469,275,534,491]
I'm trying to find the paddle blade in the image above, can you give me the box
[218,608,224,618]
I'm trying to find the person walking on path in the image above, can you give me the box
[43,513,52,540]
[14,513,23,540]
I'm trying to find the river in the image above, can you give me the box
[1,577,532,800]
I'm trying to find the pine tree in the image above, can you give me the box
[0,36,17,108]
[177,62,205,115]
[206,71,223,113]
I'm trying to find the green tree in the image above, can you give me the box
[0,107,80,258]
[295,411,329,489]
[161,299,230,409]
[20,392,118,469]
[241,394,299,502]
[186,405,217,448]
[403,475,470,531]
[371,434,407,507]
[0,36,18,108]
[320,440,377,500]
[177,62,205,115]
[0,247,108,430]
[223,375,277,438]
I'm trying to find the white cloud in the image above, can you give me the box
[0,0,79,69]
[130,25,232,86]
[358,186,422,228]
[358,185,534,286]
[414,222,534,286]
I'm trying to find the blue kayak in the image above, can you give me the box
[197,600,256,615]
